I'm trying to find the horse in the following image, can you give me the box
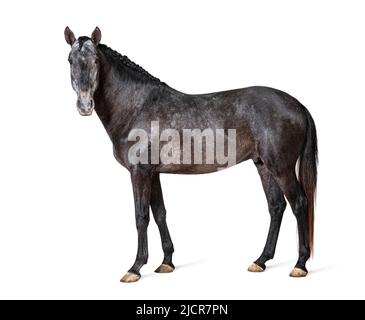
[64,27,318,282]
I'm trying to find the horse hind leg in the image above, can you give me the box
[274,171,310,277]
[248,161,287,273]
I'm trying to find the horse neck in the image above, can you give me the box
[93,56,159,140]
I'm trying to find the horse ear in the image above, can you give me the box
[64,26,76,46]
[91,27,101,45]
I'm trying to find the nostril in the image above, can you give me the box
[77,97,94,114]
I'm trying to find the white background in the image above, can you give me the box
[0,0,364,299]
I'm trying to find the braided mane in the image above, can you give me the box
[98,43,164,85]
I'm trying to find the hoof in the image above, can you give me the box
[120,272,141,283]
[289,268,308,278]
[248,263,264,273]
[155,264,175,273]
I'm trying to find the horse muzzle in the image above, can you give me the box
[77,91,94,116]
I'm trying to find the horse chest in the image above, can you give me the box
[112,143,129,168]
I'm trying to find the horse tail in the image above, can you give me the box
[299,106,318,256]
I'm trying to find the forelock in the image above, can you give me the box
[71,37,96,55]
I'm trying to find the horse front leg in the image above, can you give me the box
[120,168,152,283]
[150,173,175,273]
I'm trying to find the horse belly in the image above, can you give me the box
[158,164,229,174]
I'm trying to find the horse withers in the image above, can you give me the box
[65,27,318,282]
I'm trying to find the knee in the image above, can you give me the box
[136,214,150,230]
[153,209,166,224]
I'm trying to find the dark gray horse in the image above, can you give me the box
[65,27,317,282]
